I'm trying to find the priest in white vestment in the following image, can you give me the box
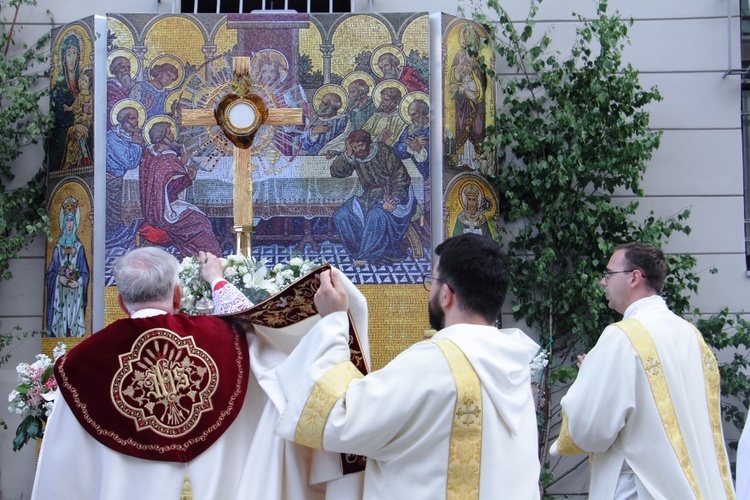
[33,247,366,500]
[274,233,541,499]
[551,242,735,499]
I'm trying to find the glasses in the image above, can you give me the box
[422,274,454,292]
[602,269,635,283]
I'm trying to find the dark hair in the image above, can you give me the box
[150,63,178,80]
[347,129,372,146]
[348,79,369,94]
[435,233,509,324]
[617,242,667,293]
[380,86,402,101]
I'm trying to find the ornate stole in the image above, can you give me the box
[430,338,483,500]
[227,263,370,475]
[617,318,734,499]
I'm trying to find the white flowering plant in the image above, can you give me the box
[529,348,549,380]
[7,342,67,451]
[179,254,318,315]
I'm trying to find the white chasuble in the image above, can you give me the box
[553,296,734,499]
[275,291,541,500]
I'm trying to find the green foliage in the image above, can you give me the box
[404,49,429,83]
[12,414,42,451]
[0,0,53,281]
[462,0,739,495]
[297,53,323,87]
[697,309,750,442]
[0,0,53,431]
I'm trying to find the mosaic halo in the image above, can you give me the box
[371,79,408,109]
[312,84,349,116]
[399,91,429,124]
[370,44,406,79]
[110,98,147,128]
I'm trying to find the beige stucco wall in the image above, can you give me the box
[0,0,744,498]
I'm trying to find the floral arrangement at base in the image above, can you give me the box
[179,254,318,315]
[7,342,67,451]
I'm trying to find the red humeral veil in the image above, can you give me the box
[54,314,249,463]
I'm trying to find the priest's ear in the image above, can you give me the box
[172,284,183,312]
[116,293,131,316]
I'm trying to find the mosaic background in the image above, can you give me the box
[44,18,96,355]
[45,12,497,369]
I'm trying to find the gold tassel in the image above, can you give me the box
[180,472,193,500]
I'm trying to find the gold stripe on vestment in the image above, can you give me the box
[690,325,736,499]
[617,318,700,497]
[294,361,364,450]
[556,409,586,455]
[431,338,482,500]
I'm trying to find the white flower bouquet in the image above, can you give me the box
[7,342,67,451]
[179,254,318,315]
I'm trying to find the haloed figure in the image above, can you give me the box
[45,196,90,337]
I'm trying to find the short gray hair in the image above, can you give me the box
[113,247,180,308]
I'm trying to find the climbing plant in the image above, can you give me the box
[0,0,54,429]
[463,0,750,495]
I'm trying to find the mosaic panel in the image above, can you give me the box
[440,14,500,238]
[46,12,496,366]
[44,19,96,343]
[104,12,431,288]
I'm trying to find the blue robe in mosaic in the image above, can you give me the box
[394,124,430,179]
[331,143,416,263]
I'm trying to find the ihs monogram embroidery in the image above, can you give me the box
[112,328,219,436]
[456,398,481,426]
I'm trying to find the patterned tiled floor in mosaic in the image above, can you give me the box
[104,227,431,287]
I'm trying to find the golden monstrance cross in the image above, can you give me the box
[181,56,303,256]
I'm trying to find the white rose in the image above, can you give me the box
[289,257,303,268]
[272,263,285,273]
[225,266,237,277]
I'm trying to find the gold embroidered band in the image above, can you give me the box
[556,409,586,455]
[431,338,482,500]
[691,325,735,499]
[617,318,700,497]
[294,361,364,450]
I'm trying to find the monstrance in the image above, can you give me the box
[180,56,304,256]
